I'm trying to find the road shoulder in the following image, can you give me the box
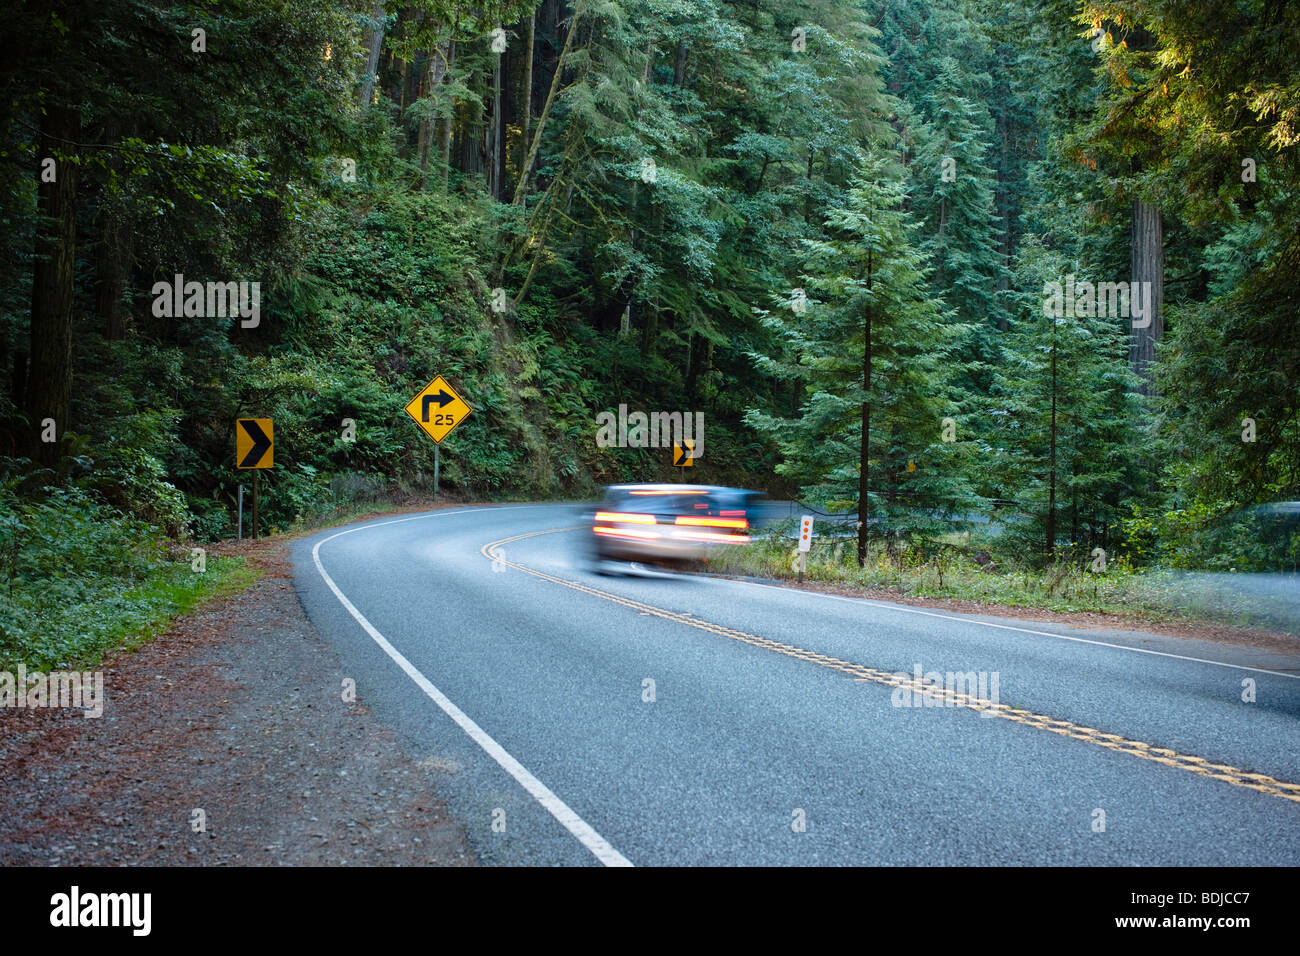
[0,541,475,866]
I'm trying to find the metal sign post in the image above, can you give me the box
[403,375,471,503]
[236,418,274,539]
[237,484,244,539]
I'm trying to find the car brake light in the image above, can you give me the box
[594,511,657,524]
[674,516,748,529]
[594,526,660,539]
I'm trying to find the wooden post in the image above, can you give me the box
[252,471,259,539]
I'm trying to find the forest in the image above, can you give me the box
[1,0,1298,663]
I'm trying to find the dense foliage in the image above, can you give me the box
[2,0,1296,576]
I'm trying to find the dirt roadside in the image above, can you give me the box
[0,535,475,866]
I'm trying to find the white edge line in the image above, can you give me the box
[309,507,633,867]
[729,577,1300,681]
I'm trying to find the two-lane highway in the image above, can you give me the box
[291,504,1300,865]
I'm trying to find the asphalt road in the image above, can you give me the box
[291,504,1300,866]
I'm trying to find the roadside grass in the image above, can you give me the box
[710,530,1299,637]
[0,485,483,674]
[0,554,257,673]
[0,484,264,672]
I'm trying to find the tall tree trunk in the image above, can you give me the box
[415,52,430,177]
[996,101,1012,331]
[94,210,132,341]
[500,137,578,283]
[489,48,503,200]
[1070,472,1078,545]
[27,100,80,463]
[1130,199,1164,396]
[94,116,132,341]
[510,188,561,306]
[805,145,814,227]
[1046,317,1058,565]
[459,104,480,177]
[858,251,874,567]
[357,0,386,108]
[639,300,659,357]
[437,39,456,192]
[672,38,689,86]
[519,11,535,183]
[11,351,27,410]
[936,193,947,289]
[419,43,449,190]
[640,201,665,357]
[513,0,584,205]
[685,332,703,402]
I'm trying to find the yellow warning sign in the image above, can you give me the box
[236,418,274,469]
[673,440,696,467]
[404,375,472,444]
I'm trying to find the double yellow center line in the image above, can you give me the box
[483,529,1300,806]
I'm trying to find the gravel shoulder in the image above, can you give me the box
[0,538,475,866]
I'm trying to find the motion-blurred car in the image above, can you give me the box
[587,484,760,571]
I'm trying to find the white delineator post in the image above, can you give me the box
[798,514,813,582]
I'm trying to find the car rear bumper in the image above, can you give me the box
[591,525,748,562]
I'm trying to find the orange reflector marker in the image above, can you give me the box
[594,512,657,524]
[674,516,748,529]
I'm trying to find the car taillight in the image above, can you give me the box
[594,526,661,539]
[594,511,657,524]
[674,516,748,529]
